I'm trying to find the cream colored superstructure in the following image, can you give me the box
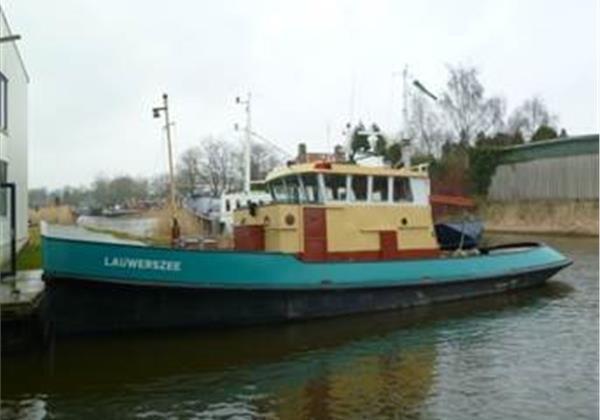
[234,162,438,255]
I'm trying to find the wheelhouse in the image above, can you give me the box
[233,162,439,261]
[265,168,430,206]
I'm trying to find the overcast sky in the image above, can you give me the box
[3,0,598,189]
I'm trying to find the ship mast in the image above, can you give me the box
[402,65,409,141]
[236,93,252,194]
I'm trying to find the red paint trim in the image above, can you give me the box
[298,248,440,262]
[313,161,332,169]
[234,226,265,251]
[429,194,475,208]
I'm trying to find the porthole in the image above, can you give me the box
[285,214,295,226]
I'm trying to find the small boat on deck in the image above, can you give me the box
[434,219,483,250]
[41,161,571,335]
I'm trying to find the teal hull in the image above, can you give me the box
[42,236,570,290]
[40,235,572,335]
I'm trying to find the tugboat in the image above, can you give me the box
[41,158,571,335]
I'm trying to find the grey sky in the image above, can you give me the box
[3,0,598,189]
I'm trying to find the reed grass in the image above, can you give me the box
[29,205,76,226]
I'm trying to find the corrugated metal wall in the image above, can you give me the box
[488,154,599,201]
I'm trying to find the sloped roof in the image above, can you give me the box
[500,134,599,164]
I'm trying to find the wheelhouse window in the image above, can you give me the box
[393,177,413,202]
[350,175,367,201]
[284,175,302,204]
[269,178,289,203]
[371,176,389,202]
[323,174,347,201]
[0,72,7,131]
[301,173,320,203]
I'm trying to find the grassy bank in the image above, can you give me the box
[478,200,599,237]
[16,227,42,270]
[15,206,75,271]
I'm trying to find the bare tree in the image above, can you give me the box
[90,175,148,207]
[177,147,202,195]
[507,96,557,141]
[251,142,284,181]
[409,94,446,156]
[149,174,170,199]
[196,137,242,197]
[440,65,505,145]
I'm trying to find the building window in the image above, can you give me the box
[0,160,7,216]
[0,72,7,131]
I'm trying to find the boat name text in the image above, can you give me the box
[103,256,182,272]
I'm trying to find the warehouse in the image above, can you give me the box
[488,134,599,201]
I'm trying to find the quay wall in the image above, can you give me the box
[478,200,598,236]
[482,135,599,236]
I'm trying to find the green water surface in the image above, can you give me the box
[2,234,598,420]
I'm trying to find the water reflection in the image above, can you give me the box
[2,279,574,419]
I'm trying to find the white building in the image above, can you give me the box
[0,6,29,268]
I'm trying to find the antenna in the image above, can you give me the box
[402,65,409,141]
[236,93,252,194]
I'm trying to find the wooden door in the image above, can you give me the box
[379,231,398,259]
[303,208,327,261]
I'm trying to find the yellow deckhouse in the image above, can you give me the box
[233,161,440,261]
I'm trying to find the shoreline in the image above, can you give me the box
[477,200,598,238]
[484,225,599,238]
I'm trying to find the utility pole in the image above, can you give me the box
[153,93,179,243]
[236,93,252,194]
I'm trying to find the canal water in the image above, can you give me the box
[1,234,597,420]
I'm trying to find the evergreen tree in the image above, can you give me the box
[384,143,403,166]
[374,136,387,156]
[531,125,558,142]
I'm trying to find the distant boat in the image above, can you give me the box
[101,208,140,218]
[41,161,571,335]
[219,182,272,234]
